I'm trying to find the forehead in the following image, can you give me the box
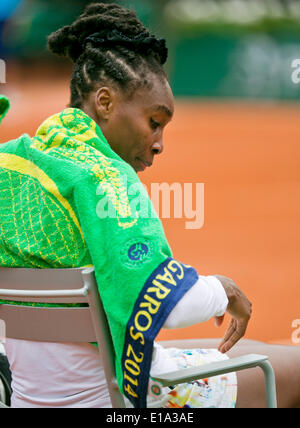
[129,75,174,116]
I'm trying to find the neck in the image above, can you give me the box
[80,101,98,124]
[81,100,110,140]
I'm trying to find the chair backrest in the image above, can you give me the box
[0,267,126,408]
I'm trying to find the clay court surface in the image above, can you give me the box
[1,65,299,346]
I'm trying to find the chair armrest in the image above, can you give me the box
[152,354,268,386]
[153,353,277,408]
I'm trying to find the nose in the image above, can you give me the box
[151,135,164,156]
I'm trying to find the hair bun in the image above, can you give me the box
[47,25,84,62]
[84,29,168,64]
[47,2,168,64]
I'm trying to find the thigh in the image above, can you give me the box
[227,343,300,408]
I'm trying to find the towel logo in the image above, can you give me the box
[148,377,163,399]
[121,239,154,267]
[128,243,149,261]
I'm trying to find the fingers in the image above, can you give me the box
[214,315,225,327]
[218,318,236,352]
[218,318,248,354]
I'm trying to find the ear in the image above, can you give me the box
[94,87,116,121]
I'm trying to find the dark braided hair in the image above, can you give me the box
[47,2,169,108]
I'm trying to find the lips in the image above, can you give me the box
[136,157,152,171]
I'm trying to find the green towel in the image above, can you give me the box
[0,99,198,407]
[0,96,9,125]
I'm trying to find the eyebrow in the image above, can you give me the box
[154,105,173,118]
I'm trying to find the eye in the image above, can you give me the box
[150,118,160,130]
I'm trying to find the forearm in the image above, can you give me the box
[163,275,228,329]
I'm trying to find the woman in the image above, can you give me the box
[0,2,299,408]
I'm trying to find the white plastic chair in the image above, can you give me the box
[0,266,277,408]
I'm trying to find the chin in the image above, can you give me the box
[130,163,139,173]
[130,161,142,173]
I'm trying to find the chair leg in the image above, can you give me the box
[257,360,277,408]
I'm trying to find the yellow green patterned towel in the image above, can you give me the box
[0,98,198,407]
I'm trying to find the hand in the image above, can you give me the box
[214,275,252,354]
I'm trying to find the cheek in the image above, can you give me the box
[129,123,152,152]
[114,112,153,158]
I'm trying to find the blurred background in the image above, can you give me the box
[0,0,300,345]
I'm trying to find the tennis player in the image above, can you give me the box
[0,2,300,408]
